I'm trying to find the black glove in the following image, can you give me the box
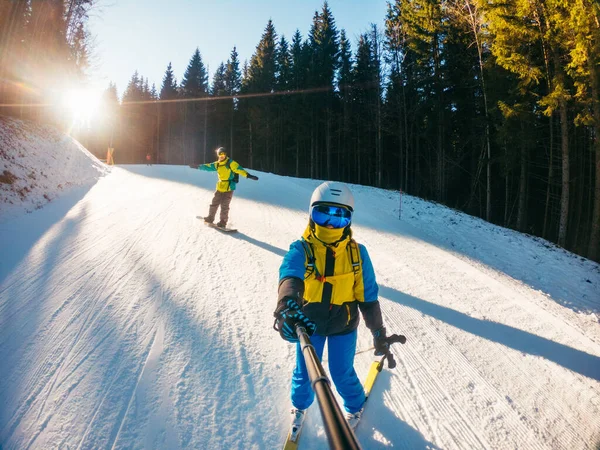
[247,174,259,181]
[189,164,197,169]
[373,326,389,356]
[273,298,316,342]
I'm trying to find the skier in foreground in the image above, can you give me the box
[273,181,390,440]
[189,147,258,229]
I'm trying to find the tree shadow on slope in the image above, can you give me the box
[0,179,285,448]
[0,201,89,446]
[298,372,437,450]
[0,184,94,285]
[352,186,600,317]
[231,232,287,257]
[358,370,441,449]
[379,285,600,381]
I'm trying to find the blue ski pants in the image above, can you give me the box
[291,330,365,413]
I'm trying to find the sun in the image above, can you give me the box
[61,88,103,124]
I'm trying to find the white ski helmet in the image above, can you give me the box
[309,182,355,212]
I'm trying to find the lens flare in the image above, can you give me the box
[61,88,102,124]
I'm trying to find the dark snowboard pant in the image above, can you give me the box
[207,190,234,225]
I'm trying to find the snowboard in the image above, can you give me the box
[196,216,237,233]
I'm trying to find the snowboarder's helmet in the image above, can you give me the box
[310,182,354,211]
[216,147,227,156]
[309,182,354,229]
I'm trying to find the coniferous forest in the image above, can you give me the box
[1,1,599,262]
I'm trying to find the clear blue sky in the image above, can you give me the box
[87,0,388,98]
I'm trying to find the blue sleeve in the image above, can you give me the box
[199,162,217,171]
[359,244,379,302]
[279,240,307,281]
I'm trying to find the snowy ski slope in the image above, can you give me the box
[1,162,599,449]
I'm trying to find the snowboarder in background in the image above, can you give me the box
[146,153,152,166]
[189,147,258,228]
[273,181,389,436]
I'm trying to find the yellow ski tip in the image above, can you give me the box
[283,432,300,450]
[364,361,381,397]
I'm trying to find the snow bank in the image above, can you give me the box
[0,115,107,221]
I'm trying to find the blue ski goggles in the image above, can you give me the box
[311,204,352,229]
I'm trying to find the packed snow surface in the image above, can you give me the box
[0,136,599,449]
[0,116,106,220]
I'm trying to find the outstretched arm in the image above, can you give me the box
[189,162,217,171]
[199,162,218,171]
[230,160,259,180]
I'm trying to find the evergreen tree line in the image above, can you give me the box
[3,1,598,262]
[0,0,94,126]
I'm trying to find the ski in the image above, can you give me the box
[364,359,383,398]
[281,334,406,448]
[281,361,384,449]
[282,427,303,450]
[282,410,306,450]
[358,334,407,429]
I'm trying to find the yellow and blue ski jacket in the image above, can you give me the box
[278,225,382,336]
[198,157,249,192]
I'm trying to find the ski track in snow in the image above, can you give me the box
[1,165,599,449]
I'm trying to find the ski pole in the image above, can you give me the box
[295,325,362,450]
[382,334,407,369]
[353,334,407,359]
[363,334,407,403]
[324,334,408,363]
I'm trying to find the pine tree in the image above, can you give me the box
[385,0,421,192]
[224,46,242,156]
[563,0,600,259]
[209,62,228,148]
[290,30,308,89]
[337,29,353,182]
[160,62,178,100]
[338,30,352,90]
[212,63,227,97]
[159,62,178,164]
[370,24,384,187]
[245,19,278,169]
[289,30,309,177]
[276,36,292,91]
[181,48,209,98]
[273,35,293,172]
[102,82,119,149]
[0,1,28,106]
[123,71,142,102]
[180,49,209,164]
[487,0,573,244]
[247,20,278,93]
[447,0,493,221]
[225,46,241,97]
[307,2,340,179]
[309,1,339,88]
[352,33,376,184]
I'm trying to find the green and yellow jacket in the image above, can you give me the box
[197,157,249,192]
[278,224,383,336]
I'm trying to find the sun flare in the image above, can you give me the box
[61,88,103,123]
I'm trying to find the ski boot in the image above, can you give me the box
[288,408,306,441]
[345,407,364,430]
